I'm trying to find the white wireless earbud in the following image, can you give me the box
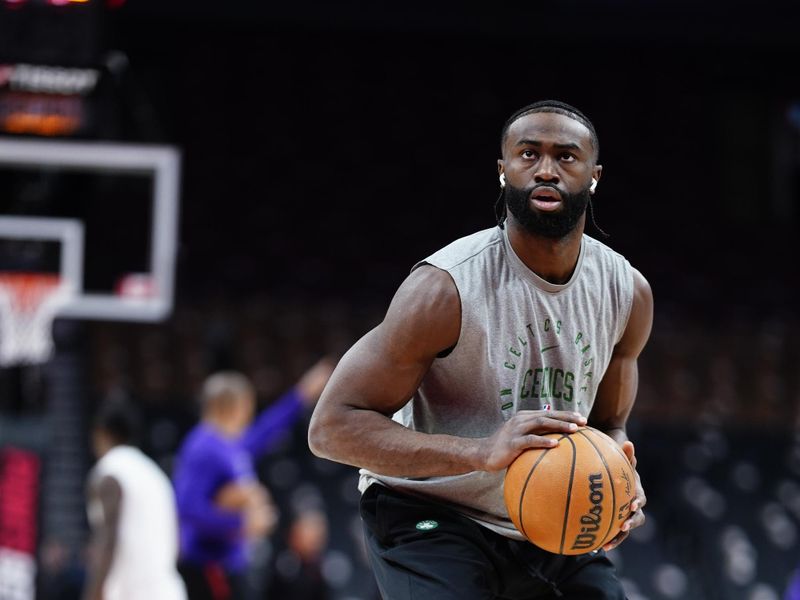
[499,173,506,188]
[589,178,597,193]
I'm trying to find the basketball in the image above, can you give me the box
[503,426,636,555]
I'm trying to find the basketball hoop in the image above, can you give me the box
[0,273,72,367]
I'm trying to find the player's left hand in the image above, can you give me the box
[602,440,646,552]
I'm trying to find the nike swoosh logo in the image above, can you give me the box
[540,344,559,353]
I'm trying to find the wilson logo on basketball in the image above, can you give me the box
[571,473,604,551]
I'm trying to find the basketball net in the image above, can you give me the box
[0,273,72,367]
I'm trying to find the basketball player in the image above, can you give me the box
[172,356,335,600]
[308,100,653,599]
[83,397,187,600]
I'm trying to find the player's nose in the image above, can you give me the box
[533,155,559,183]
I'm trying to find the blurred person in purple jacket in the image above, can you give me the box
[787,569,800,600]
[172,356,334,600]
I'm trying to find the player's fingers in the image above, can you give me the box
[603,506,646,552]
[513,416,584,435]
[602,530,629,552]
[518,409,586,421]
[622,508,645,533]
[514,434,561,450]
[621,440,636,467]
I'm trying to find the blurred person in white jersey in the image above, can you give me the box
[82,396,187,600]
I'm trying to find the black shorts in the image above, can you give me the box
[359,483,626,600]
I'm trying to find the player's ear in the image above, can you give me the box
[592,165,602,185]
[589,165,602,195]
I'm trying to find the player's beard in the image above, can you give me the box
[504,182,591,239]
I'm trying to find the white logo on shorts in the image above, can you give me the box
[415,520,439,531]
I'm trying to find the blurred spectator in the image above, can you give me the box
[172,356,335,600]
[83,397,187,600]
[266,507,331,600]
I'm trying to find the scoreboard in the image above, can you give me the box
[0,0,123,139]
[0,63,100,137]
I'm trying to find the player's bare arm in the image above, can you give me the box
[588,267,654,550]
[82,475,122,600]
[308,264,586,477]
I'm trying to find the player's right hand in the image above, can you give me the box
[478,410,586,472]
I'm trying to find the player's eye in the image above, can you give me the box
[521,150,537,159]
[559,153,576,162]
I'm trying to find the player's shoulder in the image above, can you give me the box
[583,233,645,276]
[582,233,628,261]
[99,446,157,473]
[418,225,503,272]
[583,235,650,282]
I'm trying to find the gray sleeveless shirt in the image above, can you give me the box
[358,225,635,540]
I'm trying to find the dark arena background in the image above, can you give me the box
[2,1,800,599]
